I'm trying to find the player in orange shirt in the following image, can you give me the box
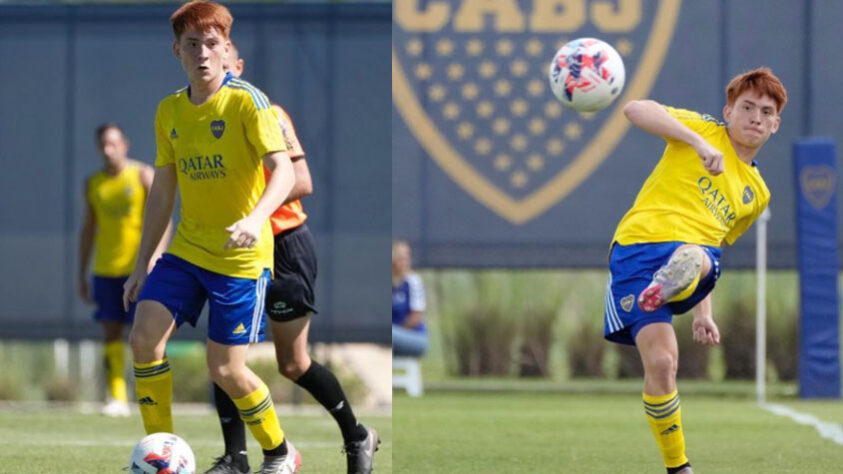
[203,43,379,474]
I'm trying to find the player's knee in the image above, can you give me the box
[646,351,678,379]
[266,276,311,322]
[129,326,157,359]
[277,358,309,380]
[207,362,236,386]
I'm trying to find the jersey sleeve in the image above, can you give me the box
[154,99,175,167]
[663,106,723,141]
[240,90,287,160]
[272,105,305,159]
[406,274,426,312]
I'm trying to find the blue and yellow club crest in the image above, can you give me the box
[800,165,837,210]
[393,0,681,224]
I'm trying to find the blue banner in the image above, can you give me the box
[794,139,840,398]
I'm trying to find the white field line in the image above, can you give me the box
[8,438,392,449]
[760,402,843,445]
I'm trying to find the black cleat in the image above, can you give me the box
[343,425,380,474]
[203,453,250,474]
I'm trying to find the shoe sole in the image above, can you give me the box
[293,450,302,472]
[638,249,702,312]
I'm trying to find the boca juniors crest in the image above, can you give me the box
[393,0,681,224]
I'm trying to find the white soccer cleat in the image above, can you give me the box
[256,441,302,474]
[101,399,131,417]
[638,248,703,312]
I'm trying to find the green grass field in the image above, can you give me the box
[0,404,391,473]
[393,389,843,473]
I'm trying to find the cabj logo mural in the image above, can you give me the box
[393,0,681,224]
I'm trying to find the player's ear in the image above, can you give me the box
[770,115,781,134]
[722,103,732,123]
[172,40,180,59]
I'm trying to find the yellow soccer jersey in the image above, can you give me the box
[612,106,770,248]
[154,74,287,279]
[88,162,145,276]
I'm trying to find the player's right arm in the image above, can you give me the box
[123,99,178,310]
[623,100,724,175]
[78,177,96,303]
[123,164,176,310]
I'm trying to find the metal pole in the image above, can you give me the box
[756,207,771,405]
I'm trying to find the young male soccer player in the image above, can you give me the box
[122,3,300,473]
[604,67,787,474]
[204,42,379,474]
[79,124,168,417]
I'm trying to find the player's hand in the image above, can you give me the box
[694,141,725,176]
[224,216,261,250]
[692,316,720,345]
[123,266,147,312]
[78,275,93,304]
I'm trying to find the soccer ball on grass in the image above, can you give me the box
[128,432,196,474]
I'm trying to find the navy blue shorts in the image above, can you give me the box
[604,242,721,346]
[92,275,135,323]
[138,254,270,345]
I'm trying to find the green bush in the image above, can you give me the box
[518,307,557,377]
[715,274,757,379]
[44,376,77,402]
[437,272,519,376]
[615,344,643,378]
[674,314,712,379]
[766,272,798,381]
[168,343,211,403]
[559,273,608,378]
[0,372,24,400]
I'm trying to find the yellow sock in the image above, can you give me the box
[643,390,688,468]
[233,382,285,451]
[134,359,173,434]
[104,341,127,403]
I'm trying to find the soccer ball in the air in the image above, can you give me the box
[129,432,196,474]
[548,37,626,112]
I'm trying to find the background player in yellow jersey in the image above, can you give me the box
[203,44,378,474]
[604,68,787,474]
[121,3,300,473]
[78,123,169,417]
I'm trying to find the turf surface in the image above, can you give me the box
[393,391,843,473]
[0,404,391,473]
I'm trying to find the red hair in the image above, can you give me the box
[170,1,233,40]
[726,67,788,113]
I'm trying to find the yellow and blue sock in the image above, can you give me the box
[104,340,127,403]
[643,390,689,470]
[233,382,286,454]
[134,358,173,433]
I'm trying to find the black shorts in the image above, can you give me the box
[267,223,318,321]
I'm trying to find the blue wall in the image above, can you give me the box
[393,0,843,269]
[0,3,391,342]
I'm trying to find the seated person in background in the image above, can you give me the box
[392,241,428,357]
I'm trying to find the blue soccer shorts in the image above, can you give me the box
[92,275,136,323]
[604,242,721,346]
[138,253,270,345]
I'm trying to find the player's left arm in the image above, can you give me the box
[691,294,720,345]
[272,105,312,204]
[225,151,294,250]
